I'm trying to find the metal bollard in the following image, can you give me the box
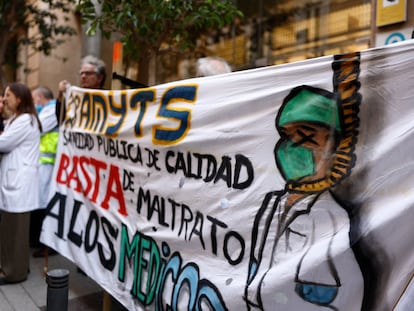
[46,269,70,311]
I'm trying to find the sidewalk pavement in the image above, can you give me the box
[0,248,126,311]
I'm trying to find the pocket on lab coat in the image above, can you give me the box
[5,168,19,190]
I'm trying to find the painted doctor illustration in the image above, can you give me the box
[245,53,364,311]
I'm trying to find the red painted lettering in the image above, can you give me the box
[101,165,127,216]
[54,153,127,217]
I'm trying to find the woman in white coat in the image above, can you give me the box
[0,82,42,284]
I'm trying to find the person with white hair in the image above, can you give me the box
[55,54,107,124]
[30,86,59,258]
[196,56,232,77]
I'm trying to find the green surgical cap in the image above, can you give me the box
[278,87,341,132]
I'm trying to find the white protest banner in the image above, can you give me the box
[41,39,414,311]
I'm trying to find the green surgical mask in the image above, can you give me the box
[276,140,315,181]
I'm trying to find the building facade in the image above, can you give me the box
[19,0,414,92]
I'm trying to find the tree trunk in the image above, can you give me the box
[138,55,157,87]
[0,27,11,89]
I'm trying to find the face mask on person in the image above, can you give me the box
[275,140,315,181]
[36,104,42,114]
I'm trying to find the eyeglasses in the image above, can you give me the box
[79,71,97,76]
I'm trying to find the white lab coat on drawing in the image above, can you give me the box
[246,190,364,311]
[0,113,40,213]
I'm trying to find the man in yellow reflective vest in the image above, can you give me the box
[31,86,58,257]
